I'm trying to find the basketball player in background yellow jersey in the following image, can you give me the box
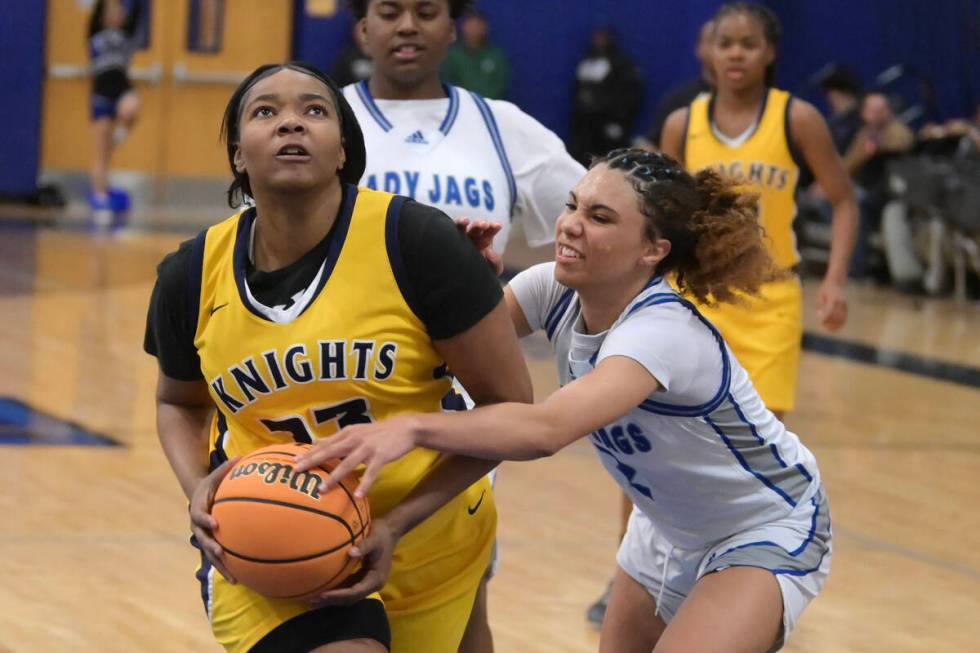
[144,62,532,653]
[661,2,858,415]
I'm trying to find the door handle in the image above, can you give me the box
[172,62,248,85]
[47,63,88,79]
[47,62,164,85]
[130,62,164,84]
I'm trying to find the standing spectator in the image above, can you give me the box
[87,0,143,224]
[819,65,863,155]
[442,10,510,99]
[643,19,715,150]
[568,26,643,165]
[845,91,915,278]
[329,22,374,88]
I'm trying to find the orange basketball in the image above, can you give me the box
[212,442,370,600]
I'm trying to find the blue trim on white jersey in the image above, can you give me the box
[625,292,680,317]
[728,393,814,483]
[728,392,789,468]
[470,92,518,216]
[545,289,574,341]
[773,549,829,576]
[438,85,460,134]
[356,81,460,136]
[355,80,393,132]
[709,496,820,566]
[703,496,826,577]
[704,414,797,508]
[643,274,663,290]
[628,295,731,416]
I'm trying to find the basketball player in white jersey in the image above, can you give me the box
[343,0,584,255]
[297,149,832,653]
[341,2,584,648]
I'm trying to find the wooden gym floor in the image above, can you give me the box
[0,208,977,652]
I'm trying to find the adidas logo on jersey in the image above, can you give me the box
[404,130,429,145]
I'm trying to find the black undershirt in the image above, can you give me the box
[144,192,503,381]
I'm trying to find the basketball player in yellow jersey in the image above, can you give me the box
[144,62,532,653]
[661,2,858,415]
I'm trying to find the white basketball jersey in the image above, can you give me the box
[510,263,821,549]
[343,81,585,252]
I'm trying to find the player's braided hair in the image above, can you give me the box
[713,3,782,87]
[346,0,475,19]
[593,148,783,305]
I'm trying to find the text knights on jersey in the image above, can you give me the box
[209,340,398,413]
[710,161,791,190]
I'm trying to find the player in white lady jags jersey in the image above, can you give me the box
[297,150,833,653]
[342,2,584,650]
[343,0,584,256]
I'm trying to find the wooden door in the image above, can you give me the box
[41,0,169,174]
[161,0,293,180]
[41,0,292,187]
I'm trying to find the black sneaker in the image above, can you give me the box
[586,582,612,628]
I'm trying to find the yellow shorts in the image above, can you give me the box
[385,475,496,653]
[200,476,496,653]
[694,277,803,412]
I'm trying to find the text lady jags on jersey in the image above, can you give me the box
[209,340,398,413]
[363,170,496,211]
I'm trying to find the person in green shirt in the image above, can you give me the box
[442,10,510,99]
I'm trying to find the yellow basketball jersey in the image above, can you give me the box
[193,187,451,518]
[685,88,801,269]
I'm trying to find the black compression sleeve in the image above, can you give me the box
[396,200,503,340]
[143,239,204,380]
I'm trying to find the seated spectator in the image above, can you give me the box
[844,91,915,278]
[642,19,714,150]
[441,10,510,99]
[919,104,980,157]
[568,26,643,165]
[882,104,980,295]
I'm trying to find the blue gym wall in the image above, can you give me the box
[294,0,979,139]
[6,1,978,198]
[1,1,47,196]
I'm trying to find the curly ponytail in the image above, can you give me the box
[680,167,783,304]
[593,148,784,305]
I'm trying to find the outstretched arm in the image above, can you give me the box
[295,355,660,496]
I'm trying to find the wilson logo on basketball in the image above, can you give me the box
[230,461,323,499]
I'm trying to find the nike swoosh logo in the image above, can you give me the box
[467,489,486,515]
[209,303,228,315]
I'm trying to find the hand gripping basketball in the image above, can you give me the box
[210,443,371,600]
[189,457,241,584]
